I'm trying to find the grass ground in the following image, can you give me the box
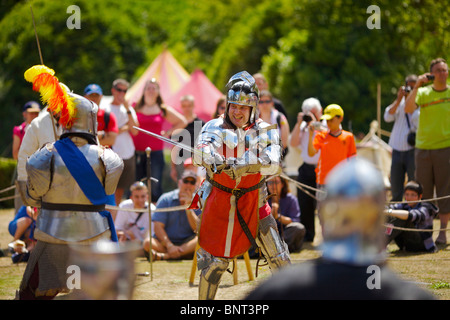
[0,208,448,300]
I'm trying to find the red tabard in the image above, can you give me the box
[198,171,270,258]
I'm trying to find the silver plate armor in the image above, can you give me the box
[194,117,282,178]
[26,141,123,242]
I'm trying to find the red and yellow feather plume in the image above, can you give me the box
[24,65,77,129]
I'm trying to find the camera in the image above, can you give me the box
[303,114,312,123]
[426,74,435,81]
[403,84,412,93]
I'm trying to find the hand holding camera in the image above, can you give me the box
[415,73,435,88]
[297,111,316,124]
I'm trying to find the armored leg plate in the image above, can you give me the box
[256,214,291,270]
[197,248,230,300]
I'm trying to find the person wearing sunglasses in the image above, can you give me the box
[143,170,200,261]
[257,90,290,156]
[106,78,140,207]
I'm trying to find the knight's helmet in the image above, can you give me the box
[24,65,98,144]
[319,157,387,265]
[61,93,98,142]
[225,71,259,127]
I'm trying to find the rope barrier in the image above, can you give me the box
[0,185,16,194]
[383,224,449,232]
[0,195,19,202]
[1,180,449,234]
[105,204,189,213]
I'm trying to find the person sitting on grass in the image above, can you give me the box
[143,170,201,260]
[385,181,439,253]
[8,206,37,263]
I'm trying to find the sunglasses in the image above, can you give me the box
[259,100,272,104]
[114,87,128,93]
[182,178,196,185]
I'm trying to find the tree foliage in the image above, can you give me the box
[0,0,448,156]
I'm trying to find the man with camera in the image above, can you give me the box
[405,57,450,245]
[384,74,418,201]
[290,98,323,242]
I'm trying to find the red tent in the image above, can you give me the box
[126,49,191,106]
[166,69,224,122]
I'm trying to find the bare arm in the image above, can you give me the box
[307,126,318,157]
[405,73,430,114]
[385,208,409,220]
[163,105,188,137]
[124,102,140,136]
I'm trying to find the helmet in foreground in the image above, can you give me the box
[320,157,387,265]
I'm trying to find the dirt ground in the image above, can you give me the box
[0,208,448,300]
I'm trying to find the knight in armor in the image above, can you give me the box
[191,71,291,300]
[18,65,124,300]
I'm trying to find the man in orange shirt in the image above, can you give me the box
[308,104,357,195]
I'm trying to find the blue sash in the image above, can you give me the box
[54,138,118,242]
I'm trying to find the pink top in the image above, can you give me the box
[13,122,27,143]
[132,111,165,151]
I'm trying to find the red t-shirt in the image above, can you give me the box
[313,130,357,185]
[97,108,118,133]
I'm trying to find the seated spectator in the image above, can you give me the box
[115,182,155,249]
[267,176,306,253]
[143,170,201,260]
[8,206,37,263]
[385,181,439,253]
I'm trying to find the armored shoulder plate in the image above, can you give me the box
[26,143,54,200]
[197,118,224,149]
[101,147,124,196]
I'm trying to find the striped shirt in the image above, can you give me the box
[384,97,418,151]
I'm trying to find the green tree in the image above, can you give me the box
[0,0,151,156]
[261,0,449,134]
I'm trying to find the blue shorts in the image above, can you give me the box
[8,206,34,239]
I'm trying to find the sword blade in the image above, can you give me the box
[133,126,202,156]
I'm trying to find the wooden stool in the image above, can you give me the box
[189,242,254,285]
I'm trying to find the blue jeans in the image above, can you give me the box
[390,149,415,201]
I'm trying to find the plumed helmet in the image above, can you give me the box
[24,65,97,143]
[61,93,98,142]
[225,71,259,125]
[319,157,387,264]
